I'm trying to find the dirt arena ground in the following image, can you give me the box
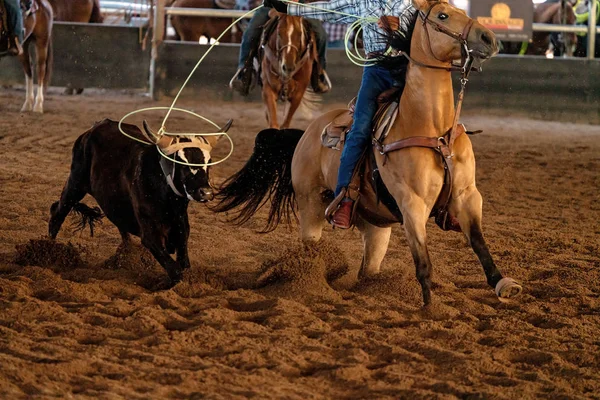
[0,88,599,399]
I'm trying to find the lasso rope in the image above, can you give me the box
[119,1,377,167]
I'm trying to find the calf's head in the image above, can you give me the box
[143,120,232,202]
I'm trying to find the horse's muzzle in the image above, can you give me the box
[470,27,499,60]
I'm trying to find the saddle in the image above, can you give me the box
[321,86,402,150]
[322,86,473,232]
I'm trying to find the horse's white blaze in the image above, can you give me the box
[287,24,293,55]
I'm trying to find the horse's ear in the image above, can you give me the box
[411,0,431,11]
[268,8,281,18]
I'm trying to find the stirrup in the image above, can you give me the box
[325,189,347,223]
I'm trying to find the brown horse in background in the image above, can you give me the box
[0,0,54,113]
[261,11,316,129]
[169,0,243,43]
[47,0,103,23]
[215,0,523,306]
[47,0,103,94]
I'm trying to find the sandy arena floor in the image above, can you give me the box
[0,88,599,399]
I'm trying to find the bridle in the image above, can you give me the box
[394,1,482,149]
[262,16,313,84]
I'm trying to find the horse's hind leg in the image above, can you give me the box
[355,217,391,278]
[402,199,434,306]
[450,186,522,299]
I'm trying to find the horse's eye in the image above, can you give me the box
[438,13,449,20]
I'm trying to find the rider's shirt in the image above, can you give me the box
[287,0,415,55]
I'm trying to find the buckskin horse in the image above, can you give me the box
[261,9,318,129]
[214,0,523,305]
[49,119,232,286]
[0,0,53,113]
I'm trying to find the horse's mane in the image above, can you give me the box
[374,10,419,81]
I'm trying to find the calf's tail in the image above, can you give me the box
[70,203,104,237]
[212,128,304,232]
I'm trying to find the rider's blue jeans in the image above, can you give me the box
[237,7,327,69]
[5,0,23,42]
[335,65,395,196]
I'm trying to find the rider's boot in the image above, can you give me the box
[229,66,253,96]
[311,63,332,94]
[325,186,359,229]
[330,198,354,229]
[8,36,23,56]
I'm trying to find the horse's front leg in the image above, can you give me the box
[19,42,34,113]
[401,198,434,306]
[450,185,523,299]
[262,82,279,129]
[32,38,49,113]
[281,82,306,129]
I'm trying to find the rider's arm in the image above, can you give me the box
[287,0,360,24]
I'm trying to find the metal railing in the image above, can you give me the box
[161,5,599,59]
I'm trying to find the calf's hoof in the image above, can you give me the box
[167,269,184,287]
[495,277,523,299]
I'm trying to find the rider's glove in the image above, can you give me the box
[263,0,288,13]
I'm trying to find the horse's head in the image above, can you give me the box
[273,13,309,79]
[412,0,498,65]
[143,120,233,202]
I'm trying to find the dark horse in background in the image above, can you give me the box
[168,0,247,43]
[0,0,53,113]
[502,0,577,56]
[49,119,232,286]
[47,0,103,94]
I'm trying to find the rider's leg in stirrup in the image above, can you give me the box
[230,7,270,95]
[329,65,395,229]
[5,0,24,56]
[306,19,331,93]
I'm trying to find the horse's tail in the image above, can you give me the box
[90,0,104,23]
[212,128,304,232]
[70,203,104,237]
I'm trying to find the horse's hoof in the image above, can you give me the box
[495,277,523,299]
[21,102,33,112]
[33,105,44,114]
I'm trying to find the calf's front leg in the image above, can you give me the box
[140,227,183,287]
